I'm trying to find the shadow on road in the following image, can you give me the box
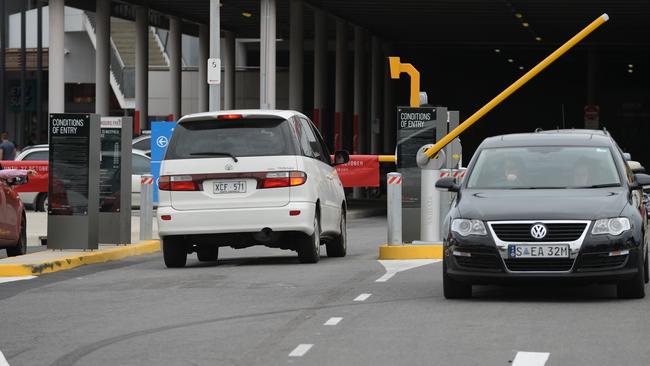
[470,283,620,302]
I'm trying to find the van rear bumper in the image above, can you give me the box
[157,202,316,237]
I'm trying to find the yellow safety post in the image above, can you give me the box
[388,56,421,107]
[424,13,610,159]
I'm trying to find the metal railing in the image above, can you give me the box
[84,12,135,101]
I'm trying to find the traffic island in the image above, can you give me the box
[0,240,160,277]
[379,244,443,260]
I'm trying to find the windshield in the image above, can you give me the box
[466,146,622,189]
[165,118,296,160]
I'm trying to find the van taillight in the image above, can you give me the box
[159,175,199,191]
[261,171,306,189]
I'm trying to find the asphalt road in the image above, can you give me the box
[1,216,650,366]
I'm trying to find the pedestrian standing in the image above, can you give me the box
[0,132,17,160]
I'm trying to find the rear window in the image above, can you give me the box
[165,118,297,160]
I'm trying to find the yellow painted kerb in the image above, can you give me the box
[0,240,160,277]
[379,244,443,260]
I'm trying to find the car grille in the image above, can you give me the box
[504,258,575,272]
[453,247,502,272]
[491,223,587,242]
[576,252,628,272]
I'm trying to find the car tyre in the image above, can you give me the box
[643,244,650,283]
[6,217,27,257]
[443,259,471,299]
[197,245,219,262]
[36,193,48,212]
[617,250,646,299]
[298,215,320,264]
[162,237,187,268]
[326,210,347,258]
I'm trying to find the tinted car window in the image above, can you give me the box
[467,146,621,189]
[23,150,49,161]
[165,118,297,160]
[132,155,150,175]
[293,118,315,158]
[133,137,150,151]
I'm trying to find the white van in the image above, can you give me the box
[157,110,349,267]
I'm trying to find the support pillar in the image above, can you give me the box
[36,0,43,141]
[382,42,394,153]
[198,23,209,112]
[369,36,382,155]
[20,1,26,143]
[585,50,598,129]
[0,0,5,133]
[223,31,235,110]
[313,10,327,138]
[95,0,111,116]
[353,26,366,154]
[49,0,65,113]
[209,0,220,111]
[289,0,303,111]
[334,20,347,151]
[352,26,366,199]
[260,0,276,110]
[135,5,149,132]
[169,16,182,120]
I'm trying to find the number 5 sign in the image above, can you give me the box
[207,58,221,85]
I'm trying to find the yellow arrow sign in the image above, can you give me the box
[388,56,421,108]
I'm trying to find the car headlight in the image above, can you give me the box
[451,219,487,236]
[591,218,631,236]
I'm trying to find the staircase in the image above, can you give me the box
[111,18,169,68]
[82,13,169,110]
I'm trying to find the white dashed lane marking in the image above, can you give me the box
[0,350,10,366]
[289,344,313,357]
[0,276,36,284]
[512,351,550,366]
[354,293,372,302]
[324,317,343,326]
[376,259,441,282]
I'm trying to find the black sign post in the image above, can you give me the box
[47,113,100,250]
[396,106,446,242]
[98,117,132,244]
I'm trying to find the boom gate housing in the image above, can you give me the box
[396,107,461,243]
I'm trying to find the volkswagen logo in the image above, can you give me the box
[224,163,234,171]
[530,224,547,239]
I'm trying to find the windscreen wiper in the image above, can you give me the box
[509,186,565,190]
[575,183,621,189]
[188,152,238,162]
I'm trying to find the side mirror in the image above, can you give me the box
[333,150,350,166]
[8,176,28,186]
[628,161,645,174]
[623,153,632,161]
[435,177,459,192]
[634,173,650,188]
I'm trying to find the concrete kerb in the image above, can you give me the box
[0,240,160,277]
[378,244,443,260]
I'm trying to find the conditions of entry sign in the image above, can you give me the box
[47,113,101,250]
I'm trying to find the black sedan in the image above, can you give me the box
[436,129,650,299]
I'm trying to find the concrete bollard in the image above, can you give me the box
[387,172,403,245]
[139,174,154,241]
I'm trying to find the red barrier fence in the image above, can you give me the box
[333,155,381,188]
[0,155,390,193]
